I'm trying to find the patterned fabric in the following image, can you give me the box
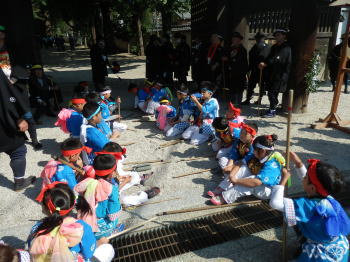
[18,250,31,262]
[229,139,254,163]
[173,121,190,132]
[94,218,120,240]
[256,155,284,186]
[202,98,219,119]
[200,119,215,136]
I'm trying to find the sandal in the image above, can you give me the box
[210,195,226,206]
[140,172,154,185]
[145,187,160,199]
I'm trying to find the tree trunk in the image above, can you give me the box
[288,0,320,113]
[136,15,145,56]
[1,0,41,65]
[101,2,117,54]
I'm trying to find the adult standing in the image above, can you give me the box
[259,29,292,118]
[207,34,224,90]
[0,69,36,191]
[90,39,110,87]
[191,37,207,86]
[242,32,270,105]
[227,32,249,105]
[160,34,175,84]
[173,33,191,84]
[145,35,161,81]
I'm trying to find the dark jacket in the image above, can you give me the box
[160,41,175,73]
[145,42,161,80]
[0,69,29,152]
[264,42,292,93]
[28,74,55,102]
[227,45,249,91]
[90,45,109,78]
[249,41,270,72]
[174,41,191,72]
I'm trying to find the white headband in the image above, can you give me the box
[100,90,112,95]
[255,143,274,151]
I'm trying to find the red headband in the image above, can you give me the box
[241,123,257,136]
[61,146,92,157]
[94,164,117,177]
[36,182,74,216]
[228,102,241,116]
[95,148,126,161]
[71,98,86,104]
[307,159,329,197]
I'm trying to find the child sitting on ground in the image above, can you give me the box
[128,82,152,112]
[81,102,119,163]
[55,96,87,138]
[97,142,160,207]
[40,138,90,189]
[74,154,124,239]
[225,102,245,138]
[166,86,197,137]
[28,182,115,262]
[210,135,285,205]
[145,82,172,116]
[183,81,219,145]
[216,121,258,169]
[270,152,350,262]
[86,92,127,133]
[156,96,177,131]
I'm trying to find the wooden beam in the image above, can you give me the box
[328,123,350,134]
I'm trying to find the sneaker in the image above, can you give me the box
[210,195,226,206]
[263,110,276,118]
[145,187,160,199]
[240,100,251,105]
[14,176,36,191]
[33,142,43,150]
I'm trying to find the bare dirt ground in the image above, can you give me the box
[0,47,349,261]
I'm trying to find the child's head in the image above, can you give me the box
[159,96,170,105]
[304,160,344,197]
[73,81,89,98]
[154,82,163,90]
[176,85,189,100]
[226,102,241,119]
[101,142,126,161]
[93,154,117,181]
[240,122,258,144]
[86,92,102,104]
[98,85,112,100]
[60,138,84,162]
[128,83,138,95]
[0,244,18,262]
[253,134,277,160]
[200,81,214,100]
[71,97,86,112]
[82,102,102,124]
[212,117,228,132]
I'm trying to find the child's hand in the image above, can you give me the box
[97,237,109,246]
[289,152,303,168]
[279,168,291,186]
[119,175,131,183]
[190,95,198,102]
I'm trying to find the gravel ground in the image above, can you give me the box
[0,48,349,261]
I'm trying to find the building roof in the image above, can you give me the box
[330,0,350,6]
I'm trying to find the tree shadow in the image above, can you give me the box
[40,139,60,157]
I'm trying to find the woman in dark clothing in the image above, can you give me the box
[0,69,36,191]
[90,40,110,87]
[145,35,161,81]
[260,29,292,118]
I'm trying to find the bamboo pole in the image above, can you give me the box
[107,217,158,239]
[158,139,183,149]
[120,142,136,146]
[125,197,181,210]
[52,155,85,174]
[173,168,213,179]
[124,159,164,165]
[156,200,262,216]
[175,155,216,162]
[282,89,294,262]
[117,96,121,123]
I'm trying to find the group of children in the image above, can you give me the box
[1,79,349,262]
[127,79,350,262]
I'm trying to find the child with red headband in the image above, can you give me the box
[28,182,115,262]
[40,138,90,190]
[74,154,124,240]
[270,152,350,262]
[98,142,160,207]
[128,82,152,112]
[210,135,285,205]
[55,96,86,138]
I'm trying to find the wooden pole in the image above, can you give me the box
[282,89,294,262]
[52,155,85,174]
[107,217,158,239]
[117,96,121,123]
[173,168,213,179]
[124,159,164,165]
[156,200,262,216]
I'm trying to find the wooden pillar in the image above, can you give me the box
[1,0,41,65]
[288,0,320,113]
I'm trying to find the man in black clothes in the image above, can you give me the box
[160,34,175,84]
[173,33,191,84]
[145,35,161,81]
[242,32,270,105]
[260,29,292,118]
[191,37,207,86]
[227,32,249,105]
[0,69,36,191]
[207,34,224,89]
[90,39,110,87]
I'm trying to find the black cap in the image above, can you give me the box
[273,29,288,37]
[232,32,243,40]
[254,32,266,39]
